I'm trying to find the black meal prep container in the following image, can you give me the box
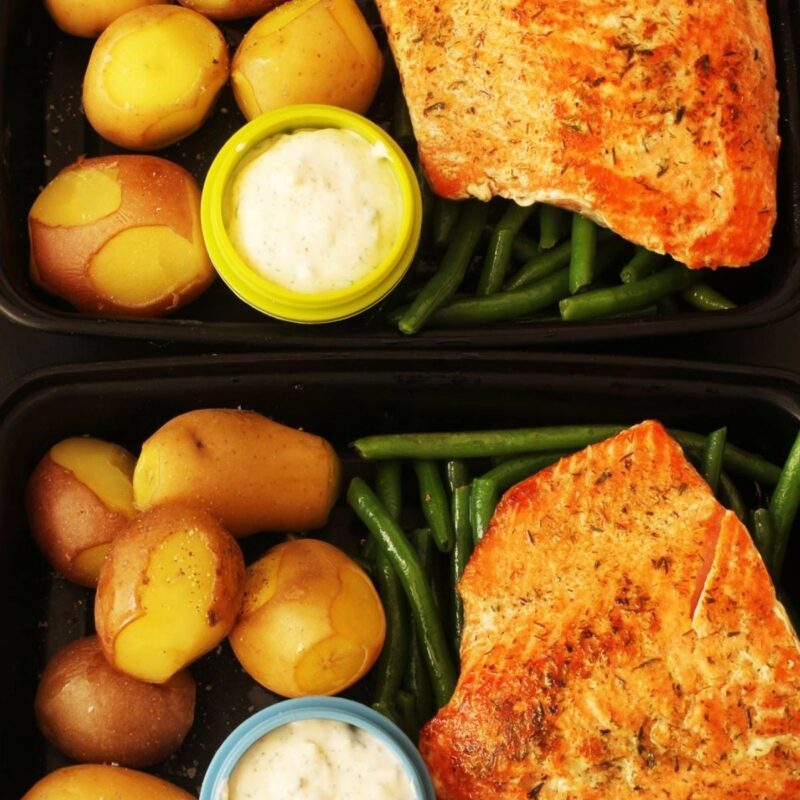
[0,1,799,347]
[1,351,799,797]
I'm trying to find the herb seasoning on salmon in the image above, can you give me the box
[378,0,779,268]
[421,421,800,798]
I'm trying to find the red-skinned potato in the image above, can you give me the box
[35,637,196,767]
[133,409,341,536]
[44,0,168,38]
[95,504,245,684]
[22,765,195,800]
[26,437,136,587]
[83,5,229,151]
[229,539,386,697]
[29,155,215,317]
[177,0,283,21]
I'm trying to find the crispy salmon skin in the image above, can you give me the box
[420,421,800,799]
[377,0,779,267]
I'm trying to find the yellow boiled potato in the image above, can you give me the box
[178,0,284,21]
[133,409,341,536]
[44,0,168,38]
[229,539,386,697]
[232,0,383,120]
[28,155,215,317]
[95,504,245,683]
[83,5,229,150]
[26,437,136,587]
[22,765,195,800]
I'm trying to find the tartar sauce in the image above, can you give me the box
[227,128,403,294]
[226,719,416,800]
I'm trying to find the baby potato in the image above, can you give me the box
[83,5,229,151]
[133,409,341,537]
[95,504,245,684]
[229,539,385,697]
[29,155,215,317]
[22,765,195,800]
[44,0,167,38]
[35,637,195,767]
[231,0,383,121]
[26,437,136,587]
[178,0,283,21]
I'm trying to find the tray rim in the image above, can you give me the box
[0,0,798,347]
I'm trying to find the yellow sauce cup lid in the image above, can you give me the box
[201,104,422,324]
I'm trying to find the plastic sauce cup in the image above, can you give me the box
[201,105,422,324]
[199,696,436,800]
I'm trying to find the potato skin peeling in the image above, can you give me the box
[229,539,386,697]
[26,437,137,587]
[28,155,214,316]
[95,504,245,684]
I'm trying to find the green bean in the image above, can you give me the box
[681,282,737,311]
[399,201,489,334]
[372,701,402,728]
[569,214,597,295]
[539,205,565,250]
[477,203,536,296]
[446,459,471,493]
[701,427,727,495]
[751,508,776,569]
[373,553,409,704]
[395,690,419,741]
[354,426,782,485]
[413,460,455,552]
[676,433,781,485]
[429,266,570,327]
[505,240,572,291]
[410,528,450,704]
[560,265,701,321]
[376,461,403,521]
[431,199,462,248]
[404,629,435,727]
[718,471,748,523]
[451,483,472,654]
[355,425,624,460]
[512,232,541,262]
[347,479,456,708]
[505,229,619,291]
[392,86,414,148]
[470,453,564,542]
[619,248,665,284]
[372,462,409,707]
[768,431,800,579]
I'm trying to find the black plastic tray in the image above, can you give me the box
[0,1,799,348]
[1,352,799,796]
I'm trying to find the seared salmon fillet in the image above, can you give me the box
[377,0,779,267]
[420,421,800,799]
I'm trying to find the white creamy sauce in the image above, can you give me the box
[226,719,417,800]
[227,129,403,294]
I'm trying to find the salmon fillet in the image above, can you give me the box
[377,0,779,267]
[420,421,800,799]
